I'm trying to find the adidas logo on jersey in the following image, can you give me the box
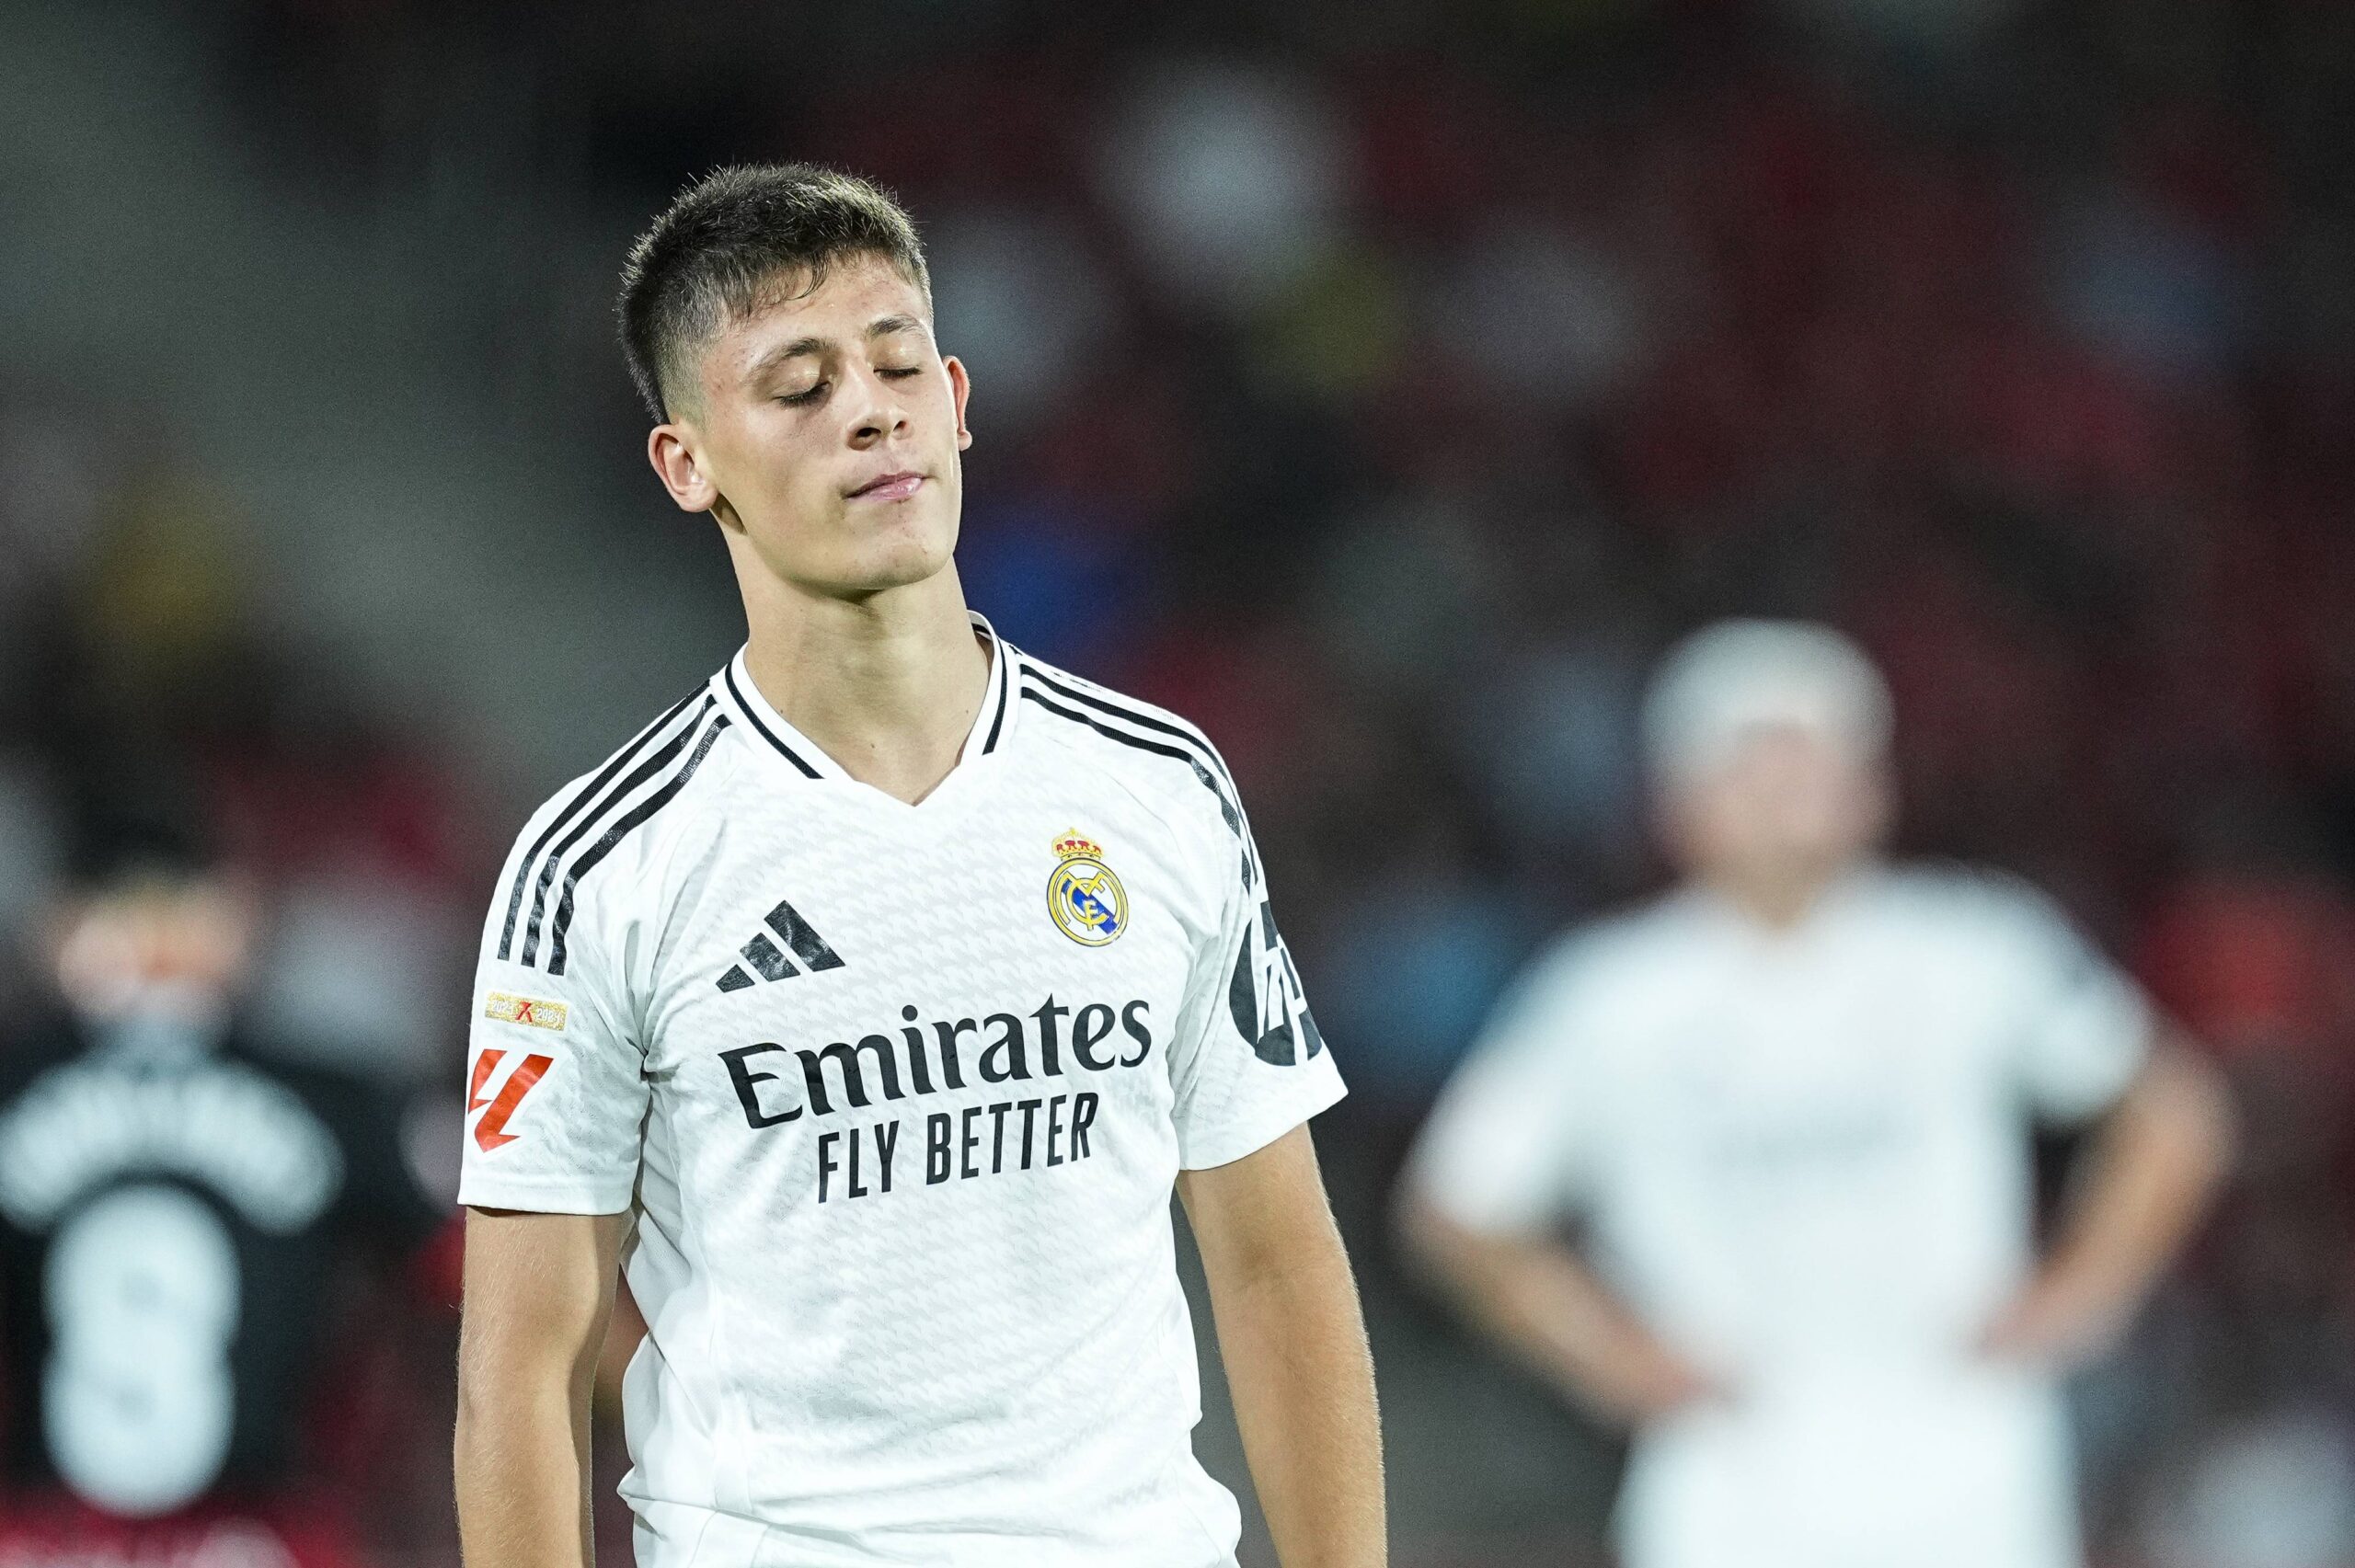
[717,898,845,991]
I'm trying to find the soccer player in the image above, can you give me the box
[452,166,1384,1568]
[0,796,447,1565]
[1397,622,2234,1568]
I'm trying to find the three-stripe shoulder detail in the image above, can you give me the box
[1014,659,1258,887]
[544,712,730,976]
[497,686,706,963]
[499,693,729,972]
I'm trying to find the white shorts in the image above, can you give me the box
[630,1498,1241,1568]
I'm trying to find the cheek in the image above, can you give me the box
[711,410,818,487]
[725,448,844,544]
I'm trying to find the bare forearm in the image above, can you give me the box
[1208,1247,1385,1568]
[455,1356,597,1568]
[1457,1240,1632,1391]
[2040,1041,2234,1313]
[455,1207,626,1568]
[1397,1201,1712,1424]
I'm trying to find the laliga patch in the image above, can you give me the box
[1047,830,1127,946]
[483,991,568,1032]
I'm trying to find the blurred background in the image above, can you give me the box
[5,0,2355,1562]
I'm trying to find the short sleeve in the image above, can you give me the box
[1401,938,1596,1236]
[1993,885,2154,1124]
[1166,808,1346,1171]
[456,799,649,1214]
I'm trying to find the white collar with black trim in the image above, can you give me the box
[716,611,1017,784]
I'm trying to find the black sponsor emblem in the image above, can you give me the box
[717,898,845,991]
[1227,898,1324,1066]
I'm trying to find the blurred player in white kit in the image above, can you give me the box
[1398,620,2235,1568]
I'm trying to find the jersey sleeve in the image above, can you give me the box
[1400,937,1596,1235]
[455,797,649,1214]
[1166,802,1347,1171]
[1989,882,2154,1123]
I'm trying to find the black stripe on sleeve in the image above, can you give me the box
[1017,664,1254,865]
[724,663,823,779]
[519,695,716,967]
[1015,661,1235,787]
[1018,686,1257,885]
[498,686,706,961]
[1020,685,1198,767]
[546,715,730,977]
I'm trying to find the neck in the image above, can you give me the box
[737,563,990,805]
[1700,857,1861,933]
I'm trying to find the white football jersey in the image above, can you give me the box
[458,619,1344,1568]
[1404,867,2154,1568]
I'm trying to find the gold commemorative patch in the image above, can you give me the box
[484,992,568,1032]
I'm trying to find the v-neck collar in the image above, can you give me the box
[715,612,1017,799]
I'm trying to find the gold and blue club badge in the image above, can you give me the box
[1048,830,1127,946]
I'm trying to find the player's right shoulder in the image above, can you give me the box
[1007,651,1238,807]
[481,678,737,975]
[1004,648,1262,884]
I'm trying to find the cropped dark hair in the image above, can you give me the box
[618,163,931,420]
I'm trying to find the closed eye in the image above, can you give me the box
[775,383,827,406]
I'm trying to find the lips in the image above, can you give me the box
[847,471,925,502]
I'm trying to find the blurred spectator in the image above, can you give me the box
[1396,623,2235,1568]
[1094,60,1356,318]
[0,788,454,1565]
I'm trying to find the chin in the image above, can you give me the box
[752,503,959,598]
[830,535,956,596]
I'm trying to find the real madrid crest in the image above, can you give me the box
[1048,830,1127,946]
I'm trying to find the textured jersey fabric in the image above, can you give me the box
[459,619,1344,1567]
[1404,866,2154,1568]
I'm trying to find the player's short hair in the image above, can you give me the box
[1641,620,1893,784]
[618,163,932,421]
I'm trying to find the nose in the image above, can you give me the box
[844,361,909,451]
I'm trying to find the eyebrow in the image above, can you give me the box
[744,315,930,379]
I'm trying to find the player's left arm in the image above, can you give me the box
[1179,1125,1385,1568]
[1984,1021,2236,1368]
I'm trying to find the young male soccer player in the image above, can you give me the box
[451,166,1384,1568]
[1398,622,2234,1568]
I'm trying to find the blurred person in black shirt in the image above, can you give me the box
[0,793,449,1565]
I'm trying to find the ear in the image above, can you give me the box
[649,421,720,514]
[945,355,973,452]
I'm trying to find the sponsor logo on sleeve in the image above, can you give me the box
[467,1049,553,1152]
[1230,898,1324,1066]
[484,992,568,1031]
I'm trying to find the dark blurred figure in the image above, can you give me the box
[0,787,451,1566]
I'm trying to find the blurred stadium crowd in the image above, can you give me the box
[5,0,2355,1562]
